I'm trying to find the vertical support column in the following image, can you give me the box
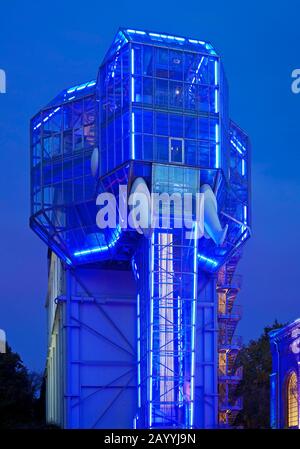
[270,373,278,428]
[64,268,72,428]
[195,277,218,428]
[214,58,220,169]
[135,227,198,428]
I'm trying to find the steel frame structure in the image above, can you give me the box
[30,27,251,429]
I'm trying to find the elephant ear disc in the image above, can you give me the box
[129,177,153,239]
[200,184,228,246]
[91,147,99,178]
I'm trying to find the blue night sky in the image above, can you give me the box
[0,1,300,372]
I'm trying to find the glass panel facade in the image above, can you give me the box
[99,39,226,176]
[31,93,98,262]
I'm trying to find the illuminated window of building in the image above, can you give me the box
[218,292,226,314]
[219,352,226,375]
[219,412,227,424]
[287,371,298,428]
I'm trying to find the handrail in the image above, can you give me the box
[218,335,243,347]
[218,304,242,319]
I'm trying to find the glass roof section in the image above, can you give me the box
[45,80,96,109]
[102,27,218,64]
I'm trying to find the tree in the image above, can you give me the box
[0,344,45,428]
[234,320,285,429]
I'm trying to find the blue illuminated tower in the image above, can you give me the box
[30,28,251,428]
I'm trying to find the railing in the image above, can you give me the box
[218,304,242,320]
[217,274,242,290]
[218,335,243,349]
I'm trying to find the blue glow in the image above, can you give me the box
[149,232,154,427]
[137,293,141,408]
[74,246,108,256]
[131,112,135,159]
[243,205,247,224]
[214,60,218,85]
[242,159,245,176]
[73,226,121,257]
[131,48,135,103]
[215,123,220,168]
[76,83,87,91]
[231,136,246,154]
[215,88,219,113]
[240,205,248,239]
[205,42,217,55]
[189,38,205,45]
[231,140,243,154]
[127,29,146,35]
[66,80,96,94]
[33,106,61,130]
[125,29,217,54]
[190,224,198,428]
[198,254,219,267]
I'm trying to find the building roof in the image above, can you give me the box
[46,80,96,109]
[269,318,300,340]
[35,27,218,115]
[102,27,218,65]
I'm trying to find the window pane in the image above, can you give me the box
[143,110,153,134]
[185,140,197,165]
[185,117,197,139]
[169,81,183,109]
[199,141,209,167]
[134,109,142,133]
[144,135,153,160]
[170,114,183,138]
[143,77,153,104]
[156,136,168,161]
[143,46,153,76]
[155,79,168,107]
[198,86,209,112]
[132,76,142,103]
[156,112,168,136]
[169,50,183,80]
[132,46,142,75]
[184,83,197,111]
[134,134,142,159]
[155,48,169,78]
[198,118,209,140]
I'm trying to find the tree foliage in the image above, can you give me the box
[234,320,285,429]
[0,344,45,428]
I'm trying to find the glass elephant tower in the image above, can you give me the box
[30,28,251,429]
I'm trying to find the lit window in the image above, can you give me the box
[287,371,299,428]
